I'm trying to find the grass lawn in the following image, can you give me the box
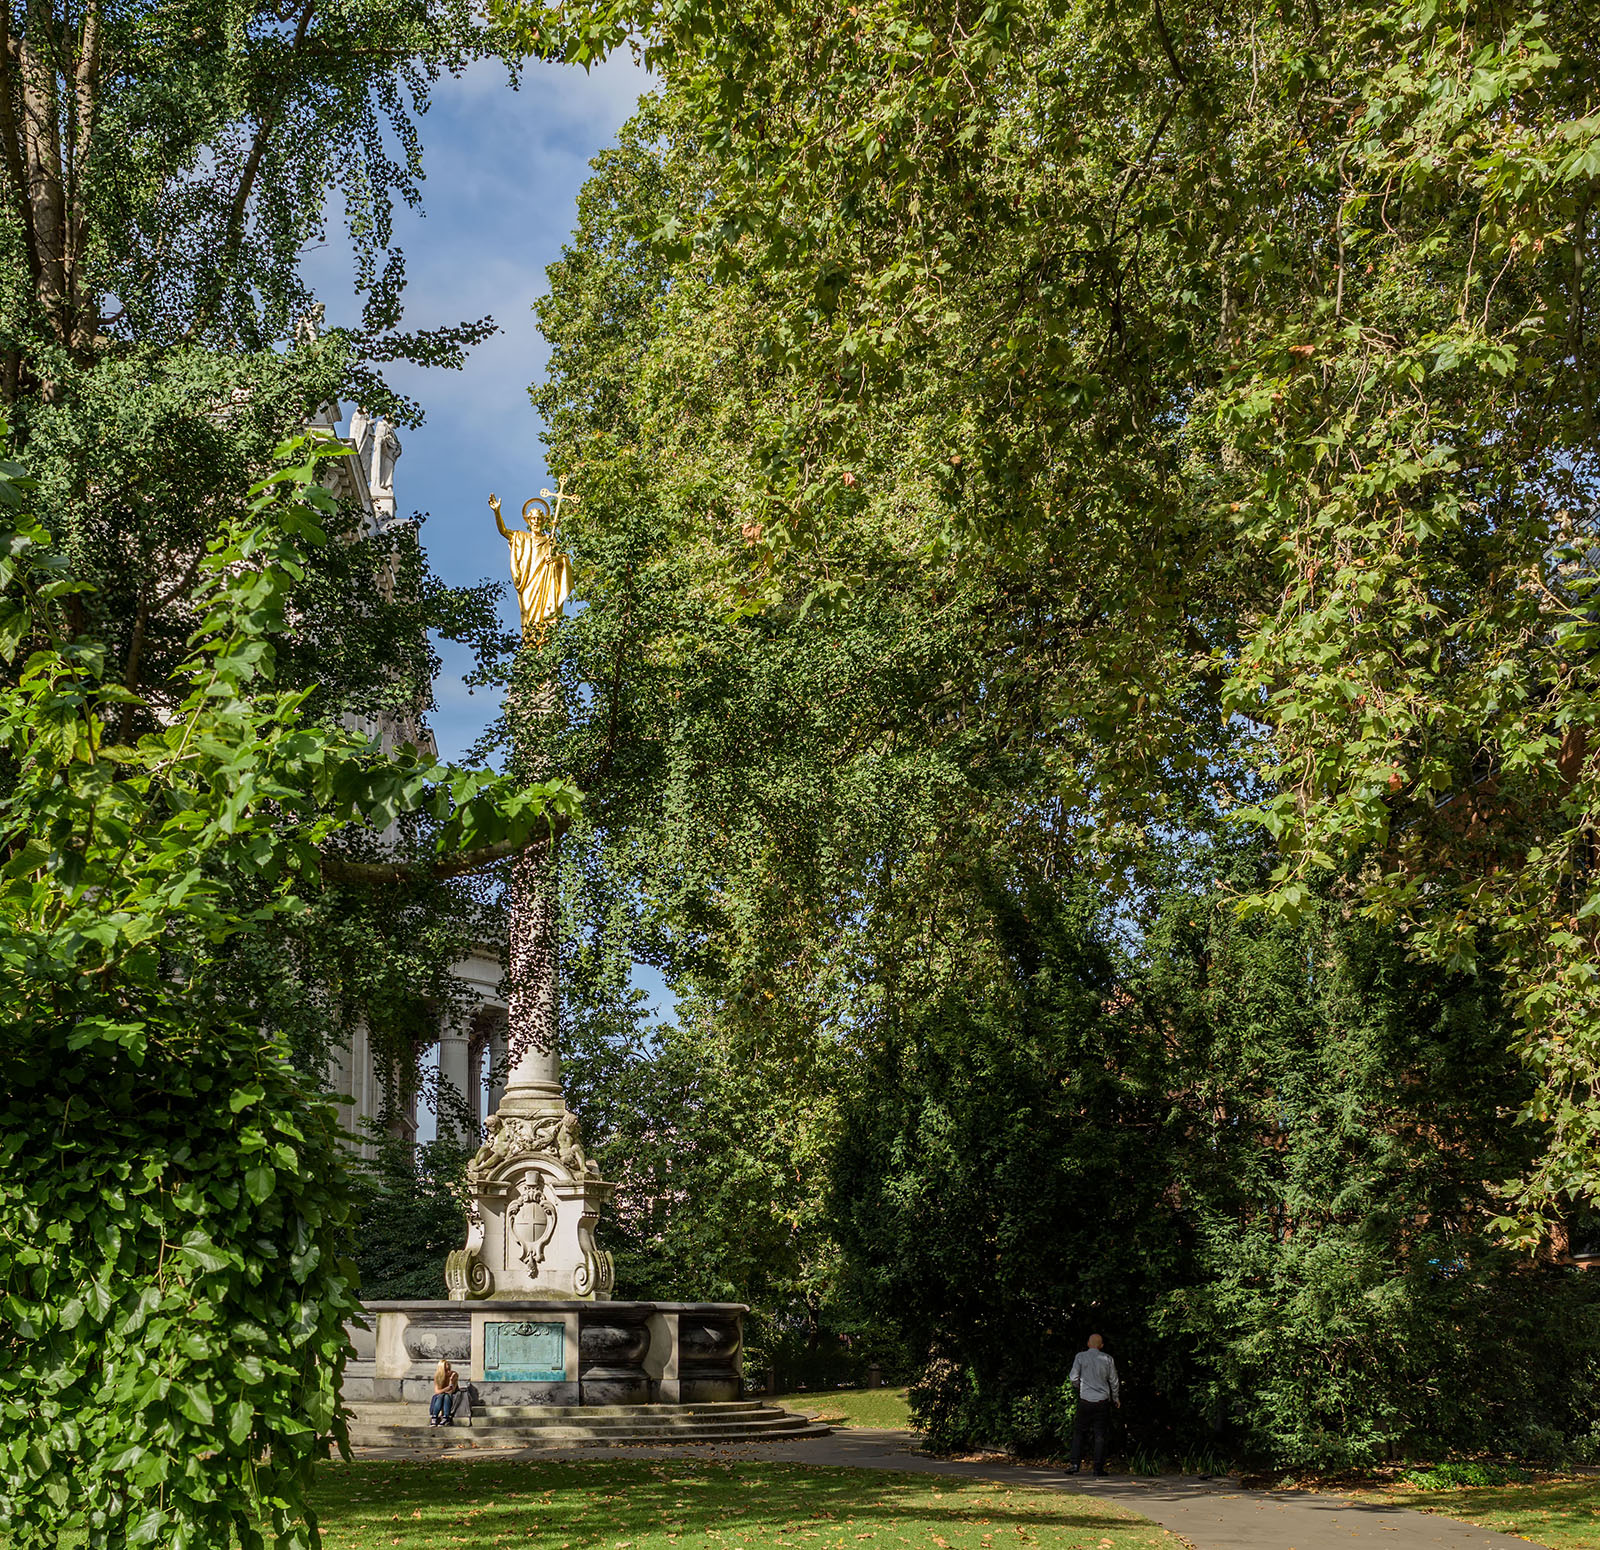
[782,1388,914,1430]
[309,1458,1179,1550]
[1341,1476,1600,1548]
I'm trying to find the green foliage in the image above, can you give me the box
[1405,1462,1535,1490]
[0,0,524,1105]
[833,876,1187,1457]
[0,439,572,1549]
[877,855,1600,1467]
[1145,865,1600,1469]
[514,0,1600,1472]
[508,0,1600,1225]
[349,1136,472,1302]
[559,921,857,1379]
[0,0,500,368]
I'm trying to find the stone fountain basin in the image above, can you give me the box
[343,1299,745,1408]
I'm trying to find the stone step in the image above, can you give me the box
[471,1410,804,1433]
[359,1411,813,1433]
[345,1401,828,1449]
[477,1401,769,1419]
[467,1394,784,1420]
[347,1400,769,1426]
[349,1420,831,1448]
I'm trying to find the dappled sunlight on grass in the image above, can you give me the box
[1344,1475,1600,1549]
[781,1389,914,1430]
[312,1459,1176,1550]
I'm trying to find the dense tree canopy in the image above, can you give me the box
[0,8,583,1537]
[0,443,572,1547]
[508,0,1600,1230]
[491,0,1600,1466]
[0,0,530,1096]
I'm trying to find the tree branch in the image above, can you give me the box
[317,810,571,888]
[1149,0,1189,86]
[188,0,316,340]
[19,2,68,339]
[66,0,101,330]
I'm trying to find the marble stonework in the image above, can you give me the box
[346,1300,745,1408]
[443,1010,615,1302]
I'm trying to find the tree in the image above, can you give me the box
[0,0,525,1107]
[0,440,572,1549]
[349,1133,476,1300]
[498,13,1600,1461]
[506,0,1600,1230]
[1143,857,1600,1468]
[0,0,488,378]
[837,848,1600,1467]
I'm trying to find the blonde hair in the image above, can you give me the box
[434,1359,451,1387]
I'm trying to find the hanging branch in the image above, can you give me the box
[317,811,573,888]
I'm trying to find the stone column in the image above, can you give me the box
[487,1019,508,1114]
[500,844,563,1117]
[437,1014,475,1147]
[444,601,615,1303]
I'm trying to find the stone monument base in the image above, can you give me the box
[343,1299,745,1410]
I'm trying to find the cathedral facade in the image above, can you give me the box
[314,402,509,1157]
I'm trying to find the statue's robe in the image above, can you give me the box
[508,529,574,636]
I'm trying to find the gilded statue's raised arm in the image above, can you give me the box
[489,493,512,541]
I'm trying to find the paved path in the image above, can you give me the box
[351,1426,1536,1550]
[766,1431,1535,1550]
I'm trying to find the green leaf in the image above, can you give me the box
[177,1388,214,1427]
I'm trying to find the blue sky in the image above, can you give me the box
[302,54,670,1120]
[302,51,650,768]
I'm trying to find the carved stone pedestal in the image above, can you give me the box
[446,1105,614,1302]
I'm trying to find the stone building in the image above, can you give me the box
[312,401,509,1157]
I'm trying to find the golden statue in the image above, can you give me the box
[491,483,576,641]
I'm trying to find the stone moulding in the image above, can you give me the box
[343,1299,746,1410]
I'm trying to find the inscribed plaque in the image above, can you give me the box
[485,1320,565,1382]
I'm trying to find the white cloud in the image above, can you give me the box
[445,51,653,126]
[300,56,651,766]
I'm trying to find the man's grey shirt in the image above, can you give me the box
[1070,1348,1120,1404]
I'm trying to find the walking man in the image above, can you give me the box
[1067,1333,1120,1476]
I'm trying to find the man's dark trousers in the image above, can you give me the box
[1071,1398,1112,1473]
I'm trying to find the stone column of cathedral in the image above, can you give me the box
[436,1011,476,1145]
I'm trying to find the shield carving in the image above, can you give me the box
[506,1171,557,1275]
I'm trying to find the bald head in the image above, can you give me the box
[1087,1334,1104,1350]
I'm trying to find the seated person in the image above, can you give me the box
[429,1360,461,1427]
